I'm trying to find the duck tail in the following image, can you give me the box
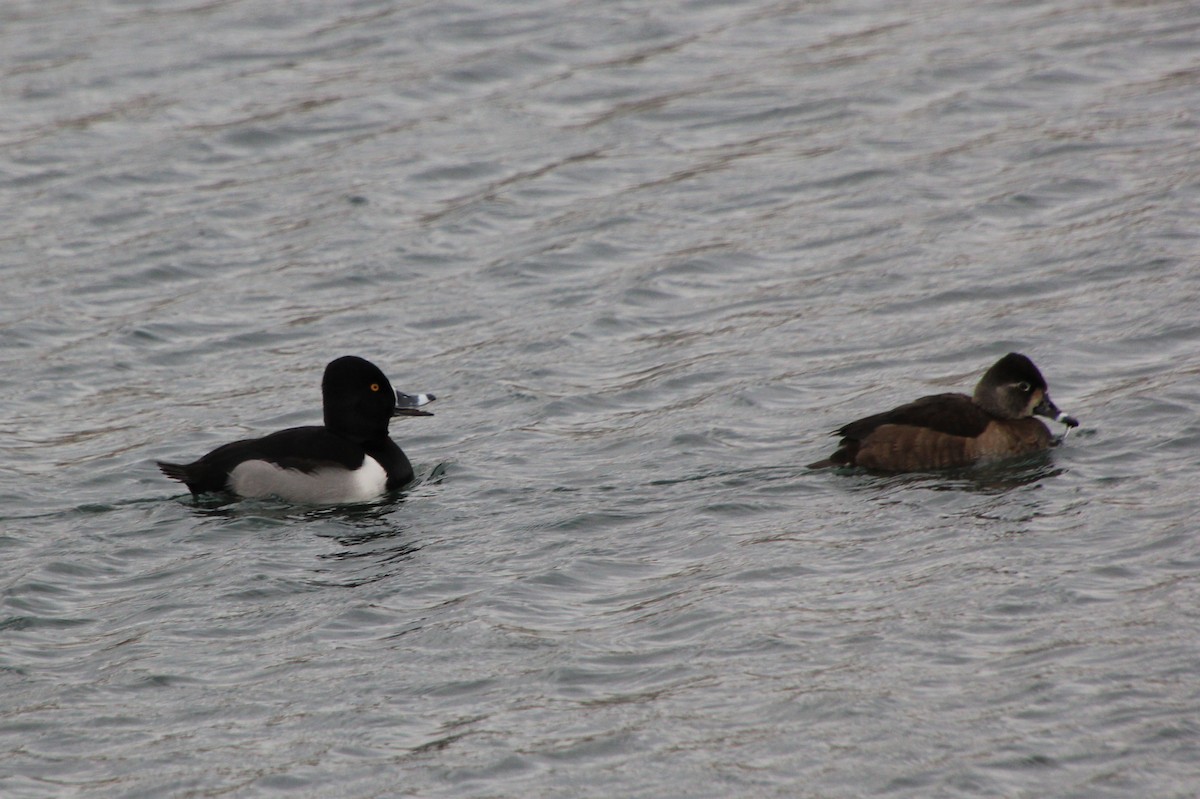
[808,443,856,469]
[157,461,191,484]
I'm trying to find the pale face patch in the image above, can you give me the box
[228,456,388,504]
[1022,387,1046,417]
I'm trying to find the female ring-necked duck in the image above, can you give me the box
[809,352,1078,472]
[158,356,434,503]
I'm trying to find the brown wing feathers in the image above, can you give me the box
[813,393,993,470]
[852,423,975,471]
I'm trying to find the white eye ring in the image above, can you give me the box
[1017,381,1031,392]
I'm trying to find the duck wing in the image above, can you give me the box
[158,426,364,495]
[835,393,992,441]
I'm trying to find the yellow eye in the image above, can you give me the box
[370,383,380,392]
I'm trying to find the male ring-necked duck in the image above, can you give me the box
[808,352,1078,472]
[158,355,434,503]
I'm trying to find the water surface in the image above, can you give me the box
[3,0,1200,796]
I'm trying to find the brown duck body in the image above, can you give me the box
[810,353,1077,473]
[817,392,1054,471]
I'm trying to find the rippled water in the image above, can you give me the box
[4,0,1200,796]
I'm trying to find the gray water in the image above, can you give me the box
[3,0,1200,796]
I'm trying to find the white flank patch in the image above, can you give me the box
[228,457,388,504]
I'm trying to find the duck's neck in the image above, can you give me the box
[972,385,1007,418]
